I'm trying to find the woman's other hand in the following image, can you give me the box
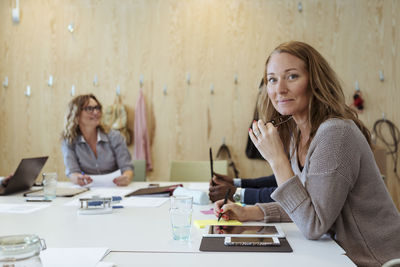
[113,170,133,186]
[214,199,264,222]
[77,174,93,186]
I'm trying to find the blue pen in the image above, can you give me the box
[81,171,87,185]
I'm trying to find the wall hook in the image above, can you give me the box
[379,70,384,82]
[68,22,75,33]
[139,74,144,88]
[12,0,20,23]
[163,84,167,95]
[71,85,76,96]
[48,75,53,87]
[298,2,303,12]
[2,77,8,88]
[93,75,98,86]
[234,74,238,84]
[186,72,191,85]
[25,85,31,97]
[355,81,360,91]
[210,84,214,94]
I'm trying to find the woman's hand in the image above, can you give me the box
[113,170,133,186]
[1,174,13,187]
[214,199,264,222]
[77,174,93,186]
[249,120,295,186]
[70,173,92,186]
[249,120,286,165]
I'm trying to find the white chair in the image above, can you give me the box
[132,160,146,181]
[169,160,228,182]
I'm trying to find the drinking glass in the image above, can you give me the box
[170,195,193,241]
[42,173,57,200]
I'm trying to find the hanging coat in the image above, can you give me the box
[134,89,153,171]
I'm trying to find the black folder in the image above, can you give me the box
[199,237,293,252]
[125,184,183,197]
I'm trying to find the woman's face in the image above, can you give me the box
[78,98,102,129]
[266,52,310,121]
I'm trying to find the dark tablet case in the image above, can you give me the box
[125,184,183,197]
[24,187,89,197]
[199,237,292,252]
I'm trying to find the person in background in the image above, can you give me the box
[214,41,400,266]
[61,94,134,186]
[209,173,277,204]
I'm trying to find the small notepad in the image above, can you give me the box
[194,219,242,229]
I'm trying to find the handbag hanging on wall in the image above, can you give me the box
[216,143,240,178]
[102,94,132,145]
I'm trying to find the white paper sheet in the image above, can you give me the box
[64,188,133,206]
[0,203,50,214]
[84,170,122,188]
[95,262,116,267]
[40,247,109,267]
[121,197,169,207]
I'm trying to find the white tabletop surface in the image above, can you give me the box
[0,182,355,266]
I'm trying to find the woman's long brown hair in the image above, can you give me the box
[257,41,371,156]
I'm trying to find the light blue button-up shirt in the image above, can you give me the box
[61,129,134,177]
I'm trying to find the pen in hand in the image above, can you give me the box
[218,188,231,222]
[80,171,89,186]
[209,148,215,186]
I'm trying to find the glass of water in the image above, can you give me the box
[170,195,193,241]
[42,173,57,200]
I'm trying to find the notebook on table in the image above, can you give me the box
[23,187,89,197]
[0,157,48,196]
[125,184,183,197]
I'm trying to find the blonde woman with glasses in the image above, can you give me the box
[61,94,134,186]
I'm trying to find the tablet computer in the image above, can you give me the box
[224,236,280,247]
[203,224,285,238]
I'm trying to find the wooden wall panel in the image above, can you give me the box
[0,0,399,209]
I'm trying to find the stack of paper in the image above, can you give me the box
[40,247,111,267]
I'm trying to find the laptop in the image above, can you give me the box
[0,156,48,195]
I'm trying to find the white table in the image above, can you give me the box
[0,182,355,266]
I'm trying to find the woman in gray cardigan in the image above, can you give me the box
[214,41,400,267]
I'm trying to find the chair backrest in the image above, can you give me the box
[169,160,228,182]
[132,160,146,181]
[382,258,400,267]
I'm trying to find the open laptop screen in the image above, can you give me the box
[1,156,48,195]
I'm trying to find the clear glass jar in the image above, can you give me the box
[0,234,46,267]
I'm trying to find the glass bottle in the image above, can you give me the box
[0,234,46,267]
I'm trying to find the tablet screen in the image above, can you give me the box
[204,225,285,238]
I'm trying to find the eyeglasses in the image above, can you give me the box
[266,115,293,127]
[82,105,101,113]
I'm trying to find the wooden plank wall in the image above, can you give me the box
[0,0,399,209]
